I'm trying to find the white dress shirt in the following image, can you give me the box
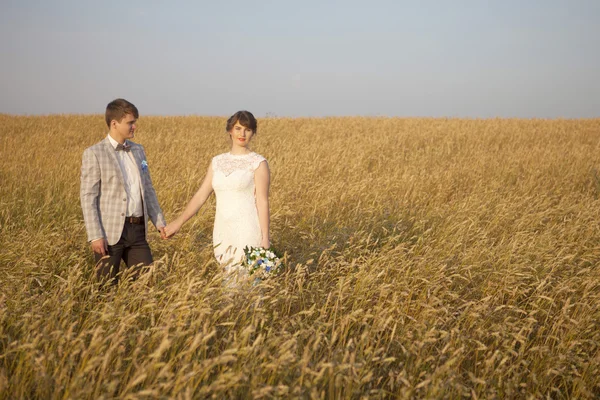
[107,135,143,217]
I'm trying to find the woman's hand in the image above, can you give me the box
[163,219,183,239]
[260,238,271,249]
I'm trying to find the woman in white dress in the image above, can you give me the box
[163,111,270,273]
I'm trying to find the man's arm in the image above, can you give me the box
[80,148,106,251]
[139,147,166,230]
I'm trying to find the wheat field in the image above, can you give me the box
[1,114,600,399]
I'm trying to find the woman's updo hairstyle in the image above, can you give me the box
[226,110,257,133]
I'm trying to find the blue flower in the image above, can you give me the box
[257,259,263,265]
[265,266,271,272]
[141,160,148,172]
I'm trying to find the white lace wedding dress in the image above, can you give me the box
[211,152,266,270]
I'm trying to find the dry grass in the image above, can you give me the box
[1,114,600,398]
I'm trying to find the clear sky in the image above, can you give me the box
[1,0,598,118]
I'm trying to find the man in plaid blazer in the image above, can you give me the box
[80,98,166,283]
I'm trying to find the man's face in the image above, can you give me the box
[112,113,137,143]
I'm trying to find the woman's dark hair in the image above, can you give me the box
[226,110,257,133]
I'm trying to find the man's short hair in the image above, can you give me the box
[105,98,139,127]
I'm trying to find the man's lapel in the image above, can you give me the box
[103,137,125,187]
[129,145,142,174]
[128,144,146,199]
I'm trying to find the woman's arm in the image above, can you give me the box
[164,162,214,238]
[254,160,271,248]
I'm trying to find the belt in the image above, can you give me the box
[125,215,144,225]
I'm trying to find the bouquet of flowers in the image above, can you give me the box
[242,246,284,279]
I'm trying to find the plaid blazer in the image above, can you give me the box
[80,137,166,245]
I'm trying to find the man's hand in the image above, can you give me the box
[158,226,167,240]
[91,238,108,255]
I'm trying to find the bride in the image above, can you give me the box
[163,110,270,275]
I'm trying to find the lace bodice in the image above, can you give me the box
[212,152,266,177]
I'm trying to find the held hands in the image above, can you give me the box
[158,226,167,240]
[163,219,183,239]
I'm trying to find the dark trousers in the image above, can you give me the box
[95,221,153,284]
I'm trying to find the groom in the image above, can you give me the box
[80,98,166,283]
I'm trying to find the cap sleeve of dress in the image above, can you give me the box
[211,154,223,169]
[252,153,267,170]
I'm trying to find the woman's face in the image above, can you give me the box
[229,121,254,147]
